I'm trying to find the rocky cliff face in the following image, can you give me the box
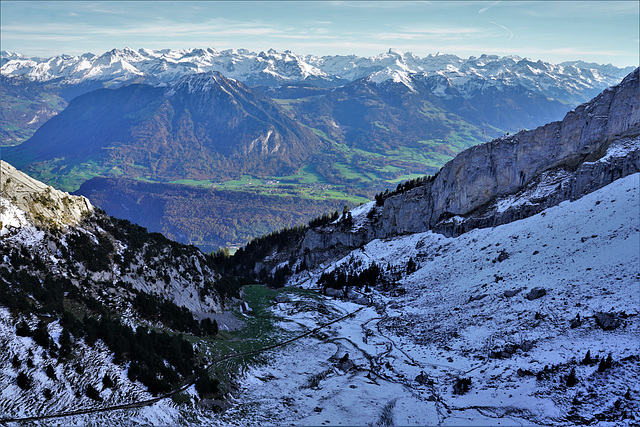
[1,160,225,314]
[382,67,639,234]
[296,68,639,269]
[0,160,93,230]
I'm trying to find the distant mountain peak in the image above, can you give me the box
[163,70,239,97]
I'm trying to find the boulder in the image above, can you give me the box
[504,288,522,298]
[526,287,546,300]
[595,312,621,331]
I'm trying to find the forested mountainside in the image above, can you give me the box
[2,48,627,148]
[73,177,350,254]
[5,73,324,186]
[0,161,246,421]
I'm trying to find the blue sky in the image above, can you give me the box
[1,1,638,66]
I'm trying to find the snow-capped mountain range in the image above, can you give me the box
[1,48,633,104]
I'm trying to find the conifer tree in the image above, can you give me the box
[566,367,577,387]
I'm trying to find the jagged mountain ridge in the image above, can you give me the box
[2,48,630,148]
[3,66,574,251]
[3,68,633,253]
[382,67,640,236]
[1,48,628,105]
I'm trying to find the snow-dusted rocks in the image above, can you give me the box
[0,160,93,231]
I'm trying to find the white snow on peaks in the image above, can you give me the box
[1,48,626,104]
[164,72,237,97]
[368,69,416,91]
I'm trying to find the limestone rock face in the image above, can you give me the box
[0,160,93,229]
[380,67,640,236]
[434,135,640,237]
[301,226,374,267]
[293,68,639,270]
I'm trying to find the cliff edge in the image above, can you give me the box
[297,68,639,269]
[0,160,93,232]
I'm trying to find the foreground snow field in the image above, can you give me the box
[221,173,639,426]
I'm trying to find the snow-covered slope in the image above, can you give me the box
[1,48,628,104]
[0,305,184,424]
[227,172,639,426]
[0,161,238,424]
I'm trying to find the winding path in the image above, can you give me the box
[0,306,364,424]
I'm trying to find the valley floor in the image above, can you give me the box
[220,173,639,426]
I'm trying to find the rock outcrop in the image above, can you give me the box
[0,160,93,230]
[0,160,224,314]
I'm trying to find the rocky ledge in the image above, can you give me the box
[0,160,93,231]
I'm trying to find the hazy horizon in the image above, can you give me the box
[1,1,638,67]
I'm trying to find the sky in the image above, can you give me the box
[1,1,638,67]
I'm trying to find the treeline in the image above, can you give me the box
[80,178,348,252]
[212,207,346,282]
[374,173,438,206]
[77,210,241,300]
[0,262,219,397]
[134,292,218,336]
[318,256,419,297]
[307,210,340,228]
[213,224,308,276]
[318,262,383,296]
